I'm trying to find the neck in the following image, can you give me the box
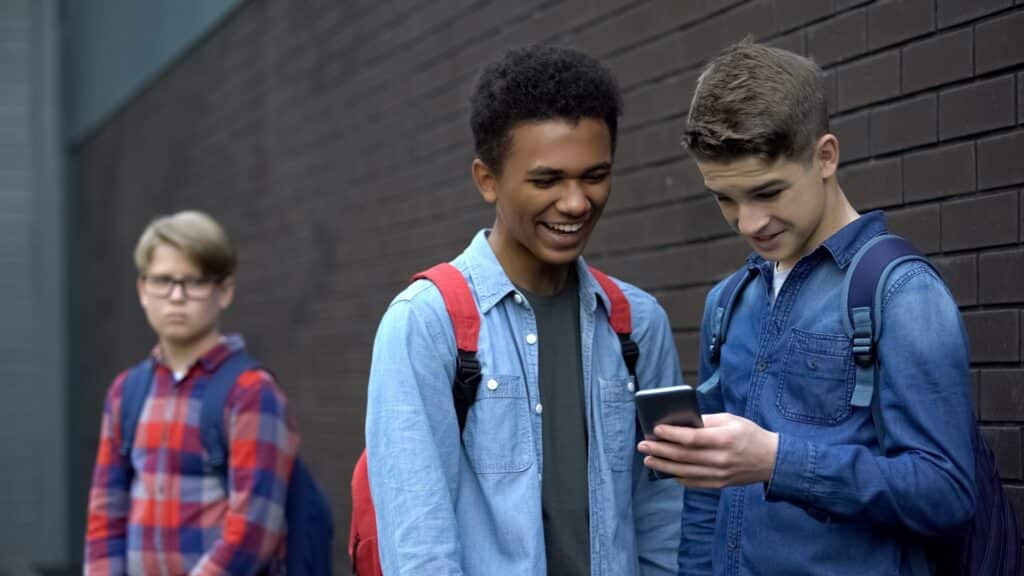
[488,227,573,295]
[158,329,223,374]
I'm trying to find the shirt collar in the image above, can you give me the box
[745,210,887,271]
[462,229,607,315]
[151,333,246,376]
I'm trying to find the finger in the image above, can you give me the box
[642,455,729,489]
[637,439,725,468]
[652,423,730,450]
[699,412,734,428]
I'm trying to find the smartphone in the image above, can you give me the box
[635,385,703,480]
[635,384,704,438]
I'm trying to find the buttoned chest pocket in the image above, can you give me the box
[599,375,636,472]
[462,374,534,474]
[776,329,856,425]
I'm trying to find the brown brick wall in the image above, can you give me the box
[71,0,1024,570]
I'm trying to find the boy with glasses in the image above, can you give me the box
[84,210,298,575]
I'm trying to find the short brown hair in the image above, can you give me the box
[134,210,237,278]
[683,41,828,163]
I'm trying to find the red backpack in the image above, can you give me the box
[349,263,637,575]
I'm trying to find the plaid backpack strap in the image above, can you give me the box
[412,263,482,436]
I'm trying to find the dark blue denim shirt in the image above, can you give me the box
[679,212,976,576]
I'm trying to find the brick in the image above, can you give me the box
[1019,72,1023,125]
[676,331,701,374]
[621,70,699,130]
[977,130,1024,190]
[824,70,838,115]
[903,141,976,202]
[980,248,1024,304]
[932,253,978,306]
[887,204,940,253]
[942,191,1019,250]
[971,369,980,419]
[980,426,1023,479]
[937,0,1012,28]
[966,313,1021,363]
[658,285,712,330]
[836,50,901,111]
[901,28,974,94]
[939,75,1016,140]
[767,29,806,55]
[1021,189,1024,242]
[975,9,1024,74]
[839,158,903,210]
[831,111,869,162]
[869,94,938,154]
[980,370,1024,419]
[617,123,686,171]
[706,235,751,280]
[807,9,867,67]
[772,0,832,31]
[867,0,935,50]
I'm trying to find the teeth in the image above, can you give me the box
[547,221,584,233]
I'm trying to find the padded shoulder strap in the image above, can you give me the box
[119,358,156,459]
[842,234,932,409]
[411,263,482,434]
[412,263,480,353]
[200,350,261,472]
[709,267,757,364]
[588,266,632,336]
[589,266,639,381]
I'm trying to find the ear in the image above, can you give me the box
[816,134,839,180]
[472,158,499,205]
[217,276,236,310]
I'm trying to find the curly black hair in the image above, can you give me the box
[470,44,623,173]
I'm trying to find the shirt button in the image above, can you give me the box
[526,333,538,345]
[535,403,543,415]
[627,380,635,393]
[486,378,499,391]
[757,361,767,372]
[513,293,524,305]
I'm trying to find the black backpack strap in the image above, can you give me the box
[199,350,262,480]
[119,358,156,462]
[588,267,639,385]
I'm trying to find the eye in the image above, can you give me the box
[529,178,558,189]
[150,275,174,287]
[714,194,734,204]
[582,172,609,184]
[755,189,783,200]
[184,277,212,289]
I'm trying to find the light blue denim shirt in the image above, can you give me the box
[366,230,684,576]
[679,212,976,575]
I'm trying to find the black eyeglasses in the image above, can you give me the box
[140,274,222,300]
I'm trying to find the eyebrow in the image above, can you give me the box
[707,178,789,197]
[526,161,613,178]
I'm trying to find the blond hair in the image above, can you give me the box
[134,210,237,278]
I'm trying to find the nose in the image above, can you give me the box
[168,282,187,301]
[557,179,590,217]
[736,202,770,237]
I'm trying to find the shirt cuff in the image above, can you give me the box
[764,433,817,506]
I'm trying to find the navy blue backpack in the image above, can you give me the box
[119,351,334,576]
[701,234,1020,576]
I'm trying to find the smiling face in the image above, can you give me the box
[473,117,612,291]
[699,135,851,269]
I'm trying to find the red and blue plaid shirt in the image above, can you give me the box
[85,335,299,576]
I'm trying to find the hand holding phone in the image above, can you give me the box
[635,385,703,480]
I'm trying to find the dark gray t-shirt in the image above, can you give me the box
[519,270,590,576]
